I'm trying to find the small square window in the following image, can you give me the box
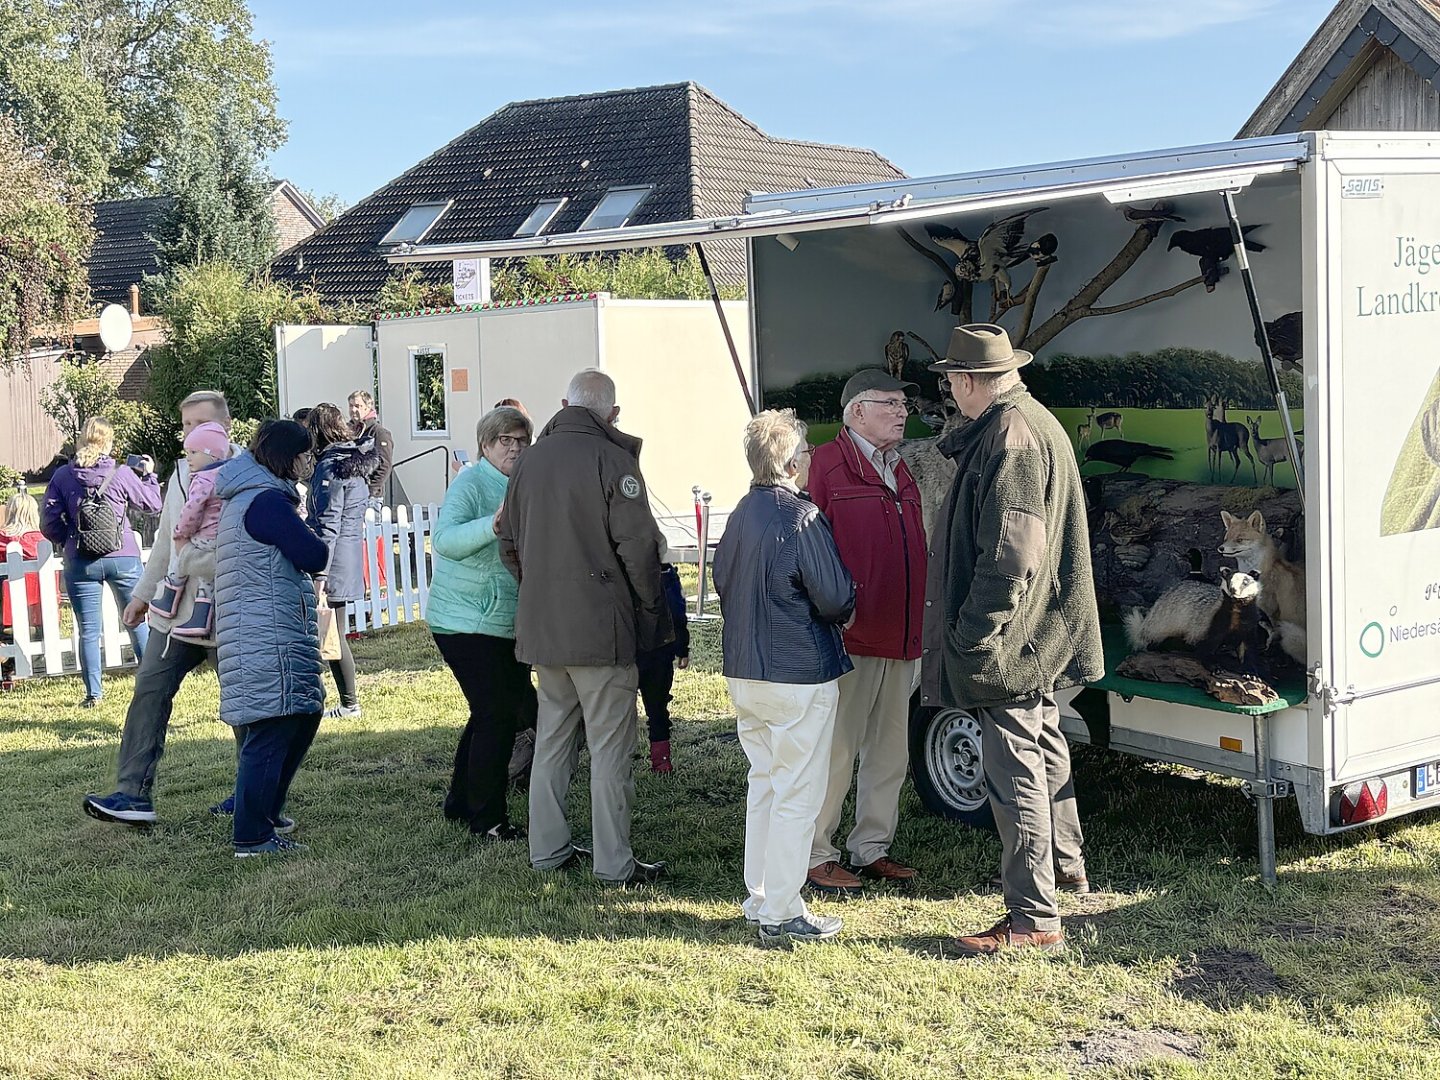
[515,198,568,237]
[381,202,452,246]
[579,186,653,231]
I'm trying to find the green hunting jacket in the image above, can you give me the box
[920,384,1103,710]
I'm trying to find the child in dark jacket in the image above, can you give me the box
[637,562,690,773]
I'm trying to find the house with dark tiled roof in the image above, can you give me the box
[268,82,906,305]
[1240,0,1440,136]
[86,182,325,310]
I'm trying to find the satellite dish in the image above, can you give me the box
[98,304,133,353]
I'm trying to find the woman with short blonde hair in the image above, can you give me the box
[1,491,45,632]
[712,409,856,946]
[40,415,161,706]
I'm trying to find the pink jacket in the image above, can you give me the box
[173,464,224,543]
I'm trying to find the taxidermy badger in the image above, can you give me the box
[1217,509,1306,664]
[1124,570,1270,675]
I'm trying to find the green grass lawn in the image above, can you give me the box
[4,604,1440,1077]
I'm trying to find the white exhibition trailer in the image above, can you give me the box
[387,131,1440,884]
[275,295,753,550]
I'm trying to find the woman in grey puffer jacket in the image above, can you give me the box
[304,403,378,719]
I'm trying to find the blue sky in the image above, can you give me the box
[253,0,1337,209]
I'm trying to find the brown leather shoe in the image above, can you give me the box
[949,916,1065,957]
[985,870,1090,894]
[805,860,864,894]
[854,856,918,883]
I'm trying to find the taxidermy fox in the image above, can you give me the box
[1217,510,1306,664]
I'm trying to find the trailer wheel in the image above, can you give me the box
[908,695,995,830]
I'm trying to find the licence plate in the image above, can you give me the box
[1414,761,1440,798]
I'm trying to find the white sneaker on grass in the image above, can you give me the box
[324,703,361,719]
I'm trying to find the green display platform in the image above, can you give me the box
[1091,624,1309,716]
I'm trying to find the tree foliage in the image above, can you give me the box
[0,111,93,360]
[154,110,277,276]
[0,0,283,197]
[36,357,157,459]
[1024,349,1304,410]
[492,248,743,303]
[142,263,316,462]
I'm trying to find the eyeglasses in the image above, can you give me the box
[853,398,909,413]
[798,446,815,457]
[495,434,531,449]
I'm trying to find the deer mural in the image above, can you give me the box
[1246,415,1298,487]
[1094,410,1124,439]
[1204,395,1256,484]
[1076,408,1094,452]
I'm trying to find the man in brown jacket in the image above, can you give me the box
[499,369,673,885]
[920,325,1103,957]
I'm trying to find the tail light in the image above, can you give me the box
[1335,779,1388,826]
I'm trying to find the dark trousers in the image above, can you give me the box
[637,653,674,743]
[328,600,357,707]
[233,712,322,848]
[115,633,242,798]
[434,631,536,833]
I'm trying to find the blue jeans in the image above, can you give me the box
[233,712,322,848]
[64,555,149,701]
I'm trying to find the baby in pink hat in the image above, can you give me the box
[149,421,231,636]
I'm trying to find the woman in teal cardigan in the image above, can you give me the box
[430,405,536,840]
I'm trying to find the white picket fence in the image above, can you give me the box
[345,504,438,634]
[1,505,439,683]
[1,533,150,681]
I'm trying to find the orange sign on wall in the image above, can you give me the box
[450,368,469,392]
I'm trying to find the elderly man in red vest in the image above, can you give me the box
[805,369,929,892]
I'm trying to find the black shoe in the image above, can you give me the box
[610,859,667,886]
[80,696,100,709]
[547,844,594,871]
[474,822,525,842]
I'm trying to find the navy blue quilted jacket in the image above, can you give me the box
[712,485,855,685]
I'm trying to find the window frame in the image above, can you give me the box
[578,185,655,231]
[514,197,569,237]
[407,344,450,438]
[380,201,454,247]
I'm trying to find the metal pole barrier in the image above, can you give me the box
[1247,712,1282,888]
[694,491,713,619]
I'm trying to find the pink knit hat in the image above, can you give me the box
[183,421,230,461]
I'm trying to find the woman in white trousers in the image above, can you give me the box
[712,410,856,946]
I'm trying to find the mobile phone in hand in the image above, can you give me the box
[453,449,469,465]
[126,454,143,468]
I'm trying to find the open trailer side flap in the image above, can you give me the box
[385,136,1313,268]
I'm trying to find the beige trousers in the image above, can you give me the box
[809,655,918,869]
[528,663,640,882]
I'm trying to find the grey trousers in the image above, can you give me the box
[978,693,1085,933]
[528,664,640,882]
[115,634,241,798]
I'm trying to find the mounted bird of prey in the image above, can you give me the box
[884,331,910,380]
[1083,438,1175,472]
[925,207,1048,302]
[1028,233,1059,267]
[1255,311,1302,372]
[934,280,955,312]
[1168,224,1266,292]
[1121,200,1185,225]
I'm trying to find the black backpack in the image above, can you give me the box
[74,468,126,558]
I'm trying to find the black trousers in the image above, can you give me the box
[329,600,357,707]
[434,631,536,833]
[637,653,674,743]
[233,712,322,848]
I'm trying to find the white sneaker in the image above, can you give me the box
[758,914,843,947]
[324,704,361,719]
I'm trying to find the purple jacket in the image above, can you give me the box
[41,456,162,561]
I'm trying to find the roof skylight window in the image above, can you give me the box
[514,198,568,237]
[380,201,452,246]
[579,186,654,231]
